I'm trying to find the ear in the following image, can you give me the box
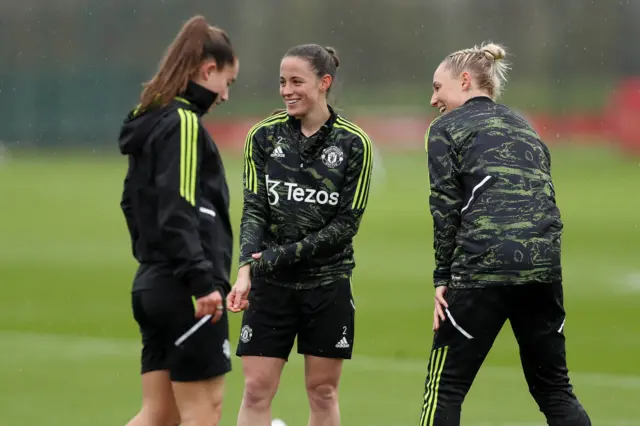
[460,71,472,91]
[319,74,333,93]
[201,61,218,80]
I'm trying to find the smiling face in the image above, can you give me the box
[279,56,332,118]
[430,62,474,115]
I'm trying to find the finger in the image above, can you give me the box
[201,297,215,316]
[435,300,445,322]
[226,292,235,310]
[433,308,440,331]
[211,305,224,323]
[211,292,223,305]
[239,300,249,311]
[195,301,204,318]
[233,291,242,309]
[435,292,448,309]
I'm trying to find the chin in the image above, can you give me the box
[284,102,309,118]
[286,104,307,118]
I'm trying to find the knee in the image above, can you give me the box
[243,375,278,410]
[139,404,180,426]
[306,382,338,412]
[532,391,591,426]
[210,398,223,423]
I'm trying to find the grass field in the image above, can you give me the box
[1,145,639,425]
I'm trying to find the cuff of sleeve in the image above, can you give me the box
[279,243,298,264]
[433,271,450,288]
[238,258,253,268]
[189,273,215,298]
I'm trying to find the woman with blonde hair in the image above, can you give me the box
[420,41,591,426]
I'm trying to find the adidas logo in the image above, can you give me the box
[335,337,349,348]
[271,146,285,158]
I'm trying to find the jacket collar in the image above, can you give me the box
[287,104,339,138]
[175,80,217,115]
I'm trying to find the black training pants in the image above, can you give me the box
[418,281,591,426]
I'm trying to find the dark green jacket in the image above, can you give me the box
[426,96,562,289]
[240,107,373,289]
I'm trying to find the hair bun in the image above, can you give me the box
[481,43,506,61]
[325,46,340,68]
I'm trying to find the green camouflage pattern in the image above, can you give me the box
[240,110,373,289]
[426,97,563,289]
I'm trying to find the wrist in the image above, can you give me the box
[237,264,251,280]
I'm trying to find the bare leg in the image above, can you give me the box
[172,375,226,426]
[304,355,343,426]
[237,356,287,426]
[126,370,180,426]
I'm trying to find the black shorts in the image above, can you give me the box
[236,278,355,360]
[131,285,231,382]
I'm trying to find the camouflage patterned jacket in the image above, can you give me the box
[426,96,563,289]
[240,107,373,289]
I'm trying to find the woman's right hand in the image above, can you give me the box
[227,265,252,313]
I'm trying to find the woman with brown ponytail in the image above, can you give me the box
[118,15,239,426]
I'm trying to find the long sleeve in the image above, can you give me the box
[259,133,373,270]
[120,165,139,253]
[239,128,270,267]
[154,109,216,298]
[426,120,463,287]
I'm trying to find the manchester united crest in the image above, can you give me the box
[321,146,344,168]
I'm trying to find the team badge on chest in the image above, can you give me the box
[321,146,344,168]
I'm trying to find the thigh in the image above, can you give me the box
[135,287,232,382]
[170,308,232,382]
[235,280,299,360]
[509,282,572,389]
[419,288,508,425]
[304,355,343,390]
[297,278,355,359]
[435,287,507,348]
[172,375,225,424]
[138,370,180,424]
[132,290,171,375]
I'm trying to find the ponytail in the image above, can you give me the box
[139,15,235,111]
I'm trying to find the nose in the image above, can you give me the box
[281,83,293,97]
[430,93,438,108]
[220,88,229,102]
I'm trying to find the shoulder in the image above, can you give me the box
[156,105,201,133]
[333,115,372,151]
[498,104,539,133]
[425,114,454,147]
[245,110,289,141]
[426,115,448,137]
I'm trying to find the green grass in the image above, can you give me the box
[1,145,639,425]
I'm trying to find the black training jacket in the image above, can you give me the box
[118,81,233,297]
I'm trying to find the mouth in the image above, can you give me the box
[285,99,301,106]
[438,105,446,114]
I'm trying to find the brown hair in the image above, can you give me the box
[284,44,340,93]
[269,44,341,116]
[139,15,235,110]
[442,41,511,100]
